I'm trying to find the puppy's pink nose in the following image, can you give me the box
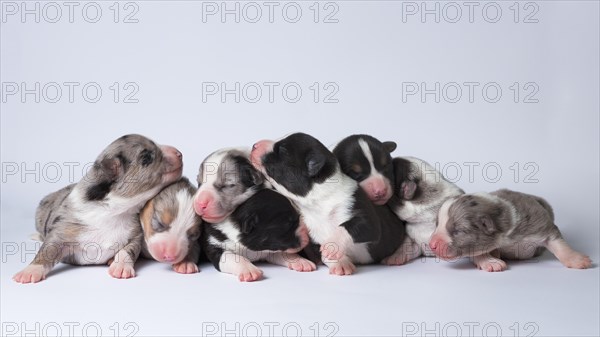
[163,254,175,262]
[374,188,388,199]
[252,143,259,150]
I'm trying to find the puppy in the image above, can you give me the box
[13,134,183,283]
[332,135,463,264]
[251,133,406,275]
[332,134,397,205]
[201,189,314,282]
[429,189,592,272]
[193,147,264,223]
[140,177,202,274]
[386,156,464,263]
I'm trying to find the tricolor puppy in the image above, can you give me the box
[193,147,264,223]
[332,135,397,205]
[385,156,464,263]
[13,134,183,283]
[429,189,592,272]
[201,189,314,282]
[140,177,202,274]
[251,133,406,275]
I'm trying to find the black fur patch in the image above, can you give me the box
[86,181,114,201]
[116,152,131,172]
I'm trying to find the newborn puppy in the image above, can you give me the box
[193,147,264,223]
[13,134,183,283]
[140,177,202,274]
[429,189,592,272]
[386,156,464,263]
[251,133,406,275]
[202,189,314,282]
[332,135,397,205]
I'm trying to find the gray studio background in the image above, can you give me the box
[1,1,599,336]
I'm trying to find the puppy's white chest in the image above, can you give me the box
[73,214,136,265]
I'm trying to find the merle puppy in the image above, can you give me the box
[251,133,405,275]
[13,134,183,283]
[429,189,592,272]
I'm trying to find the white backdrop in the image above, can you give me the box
[1,1,599,336]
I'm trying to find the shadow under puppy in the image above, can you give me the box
[251,133,406,276]
[194,147,314,282]
[140,177,202,274]
[429,189,592,271]
[13,134,183,283]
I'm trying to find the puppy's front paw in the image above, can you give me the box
[13,264,46,284]
[328,258,356,276]
[238,264,263,282]
[320,242,345,261]
[288,258,317,272]
[173,261,199,274]
[382,252,412,266]
[475,256,507,272]
[108,262,136,279]
[561,253,592,269]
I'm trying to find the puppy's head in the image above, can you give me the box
[193,148,264,223]
[85,134,183,201]
[140,177,202,263]
[233,189,309,253]
[429,194,508,259]
[250,133,337,198]
[333,135,396,205]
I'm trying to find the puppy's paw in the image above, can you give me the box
[237,264,263,282]
[320,242,345,261]
[475,256,507,272]
[173,261,199,274]
[288,258,317,272]
[108,262,136,279]
[328,259,356,276]
[561,253,592,269]
[381,252,411,266]
[13,264,46,284]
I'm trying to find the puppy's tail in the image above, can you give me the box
[29,233,44,242]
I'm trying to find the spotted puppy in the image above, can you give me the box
[202,189,314,282]
[386,156,464,263]
[140,177,202,274]
[429,189,592,272]
[13,134,183,283]
[251,133,406,276]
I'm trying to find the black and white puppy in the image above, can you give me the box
[429,189,592,272]
[13,134,183,283]
[332,134,397,205]
[386,156,464,262]
[332,135,464,264]
[140,177,202,274]
[201,189,314,282]
[251,133,406,275]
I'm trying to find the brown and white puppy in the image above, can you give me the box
[429,189,593,272]
[140,177,202,274]
[13,134,183,283]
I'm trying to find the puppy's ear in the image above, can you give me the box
[99,157,122,181]
[400,180,417,200]
[86,157,121,201]
[382,141,397,153]
[477,215,497,235]
[241,214,258,234]
[240,161,264,187]
[306,151,326,178]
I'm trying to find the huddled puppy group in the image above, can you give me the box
[13,133,592,283]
